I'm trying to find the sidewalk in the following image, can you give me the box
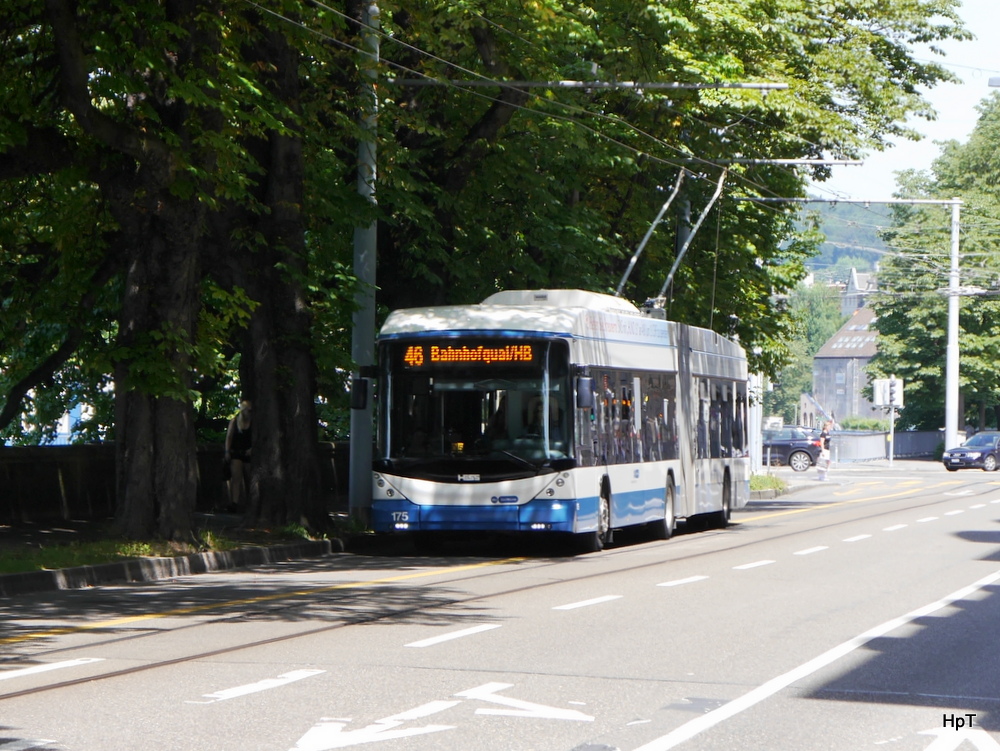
[0,513,343,598]
[753,457,942,499]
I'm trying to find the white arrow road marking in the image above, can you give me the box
[404,623,500,648]
[290,701,459,750]
[455,683,594,721]
[0,741,59,750]
[919,727,1000,750]
[631,568,1000,751]
[189,669,325,703]
[657,576,709,588]
[0,657,104,681]
[553,595,622,610]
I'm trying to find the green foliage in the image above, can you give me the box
[763,282,846,422]
[839,416,889,432]
[0,0,975,448]
[750,473,786,493]
[871,93,1000,430]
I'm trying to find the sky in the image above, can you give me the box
[812,0,1000,202]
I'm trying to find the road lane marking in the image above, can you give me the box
[970,504,986,509]
[945,510,965,516]
[187,669,325,703]
[631,568,1000,751]
[917,517,939,523]
[657,576,709,588]
[733,560,775,570]
[0,658,104,681]
[843,534,871,543]
[0,558,525,646]
[882,524,908,532]
[405,624,501,648]
[553,595,622,610]
[793,546,828,556]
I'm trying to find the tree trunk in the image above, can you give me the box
[239,26,324,530]
[112,187,201,541]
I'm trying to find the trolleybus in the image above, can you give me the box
[370,289,749,551]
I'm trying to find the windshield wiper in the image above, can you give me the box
[496,449,541,472]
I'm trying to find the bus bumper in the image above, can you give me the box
[370,499,581,533]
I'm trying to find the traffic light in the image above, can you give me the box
[889,376,897,406]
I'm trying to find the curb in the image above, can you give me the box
[0,538,343,598]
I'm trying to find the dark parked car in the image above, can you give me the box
[941,431,1000,471]
[763,425,823,472]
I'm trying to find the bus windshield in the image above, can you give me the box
[379,338,571,469]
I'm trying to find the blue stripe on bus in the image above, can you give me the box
[371,487,669,535]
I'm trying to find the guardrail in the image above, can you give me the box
[830,430,942,463]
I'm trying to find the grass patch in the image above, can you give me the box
[0,528,253,576]
[750,473,787,493]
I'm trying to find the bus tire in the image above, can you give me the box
[709,473,732,529]
[577,491,611,553]
[649,480,675,540]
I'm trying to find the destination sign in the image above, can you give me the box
[401,343,535,368]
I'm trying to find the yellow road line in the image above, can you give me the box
[740,480,963,524]
[0,558,525,646]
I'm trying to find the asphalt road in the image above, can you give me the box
[2,461,999,751]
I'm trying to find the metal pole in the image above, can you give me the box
[349,2,379,524]
[944,199,960,451]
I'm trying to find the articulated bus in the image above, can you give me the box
[370,289,750,552]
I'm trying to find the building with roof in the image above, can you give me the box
[811,306,882,422]
[841,268,877,317]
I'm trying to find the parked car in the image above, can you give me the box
[763,425,824,472]
[941,431,1000,471]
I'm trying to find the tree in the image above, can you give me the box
[0,0,341,537]
[763,282,845,423]
[0,0,973,538]
[869,94,1000,430]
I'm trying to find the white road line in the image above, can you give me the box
[843,534,871,543]
[733,560,775,570]
[553,595,623,611]
[793,546,828,556]
[917,516,938,523]
[632,568,1000,751]
[190,669,325,703]
[945,510,965,516]
[0,657,104,681]
[405,624,501,648]
[657,576,709,588]
[992,499,1000,504]
[970,504,986,509]
[883,524,908,532]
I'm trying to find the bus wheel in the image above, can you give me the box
[710,474,732,529]
[649,481,675,540]
[577,493,611,553]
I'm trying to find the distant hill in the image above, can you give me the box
[799,198,890,283]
